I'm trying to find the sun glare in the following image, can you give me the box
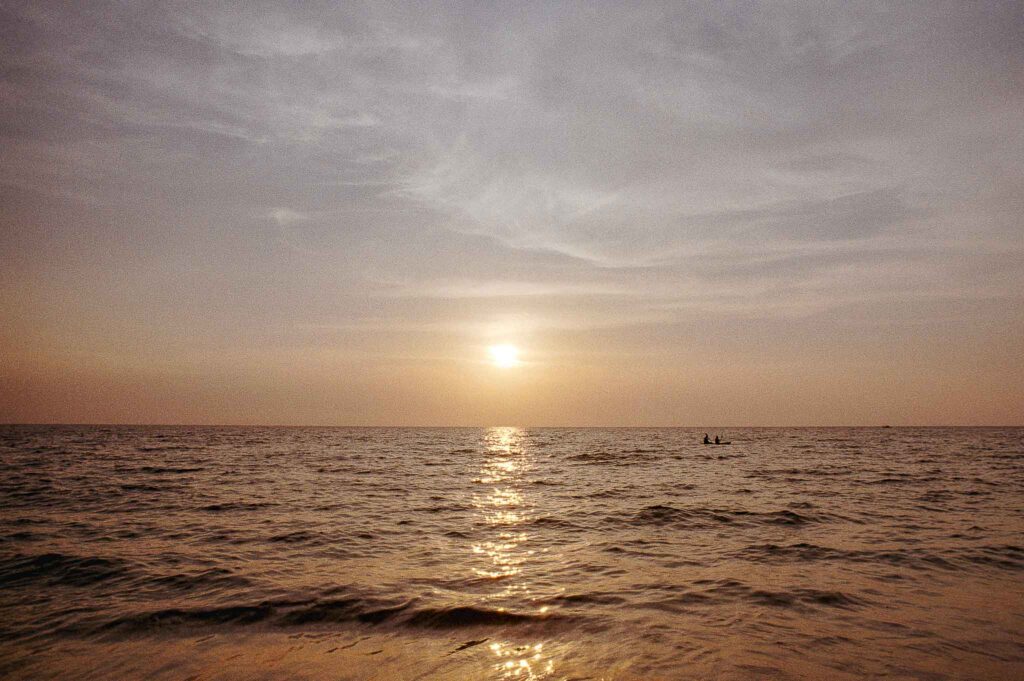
[489,344,520,368]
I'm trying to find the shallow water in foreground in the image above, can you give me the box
[0,426,1022,680]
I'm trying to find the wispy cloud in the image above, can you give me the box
[1,0,1021,423]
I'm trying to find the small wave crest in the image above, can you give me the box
[623,504,833,528]
[0,553,133,589]
[691,578,865,610]
[200,502,276,512]
[139,465,204,474]
[731,542,1024,572]
[93,593,567,635]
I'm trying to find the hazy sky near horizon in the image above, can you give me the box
[1,1,1022,425]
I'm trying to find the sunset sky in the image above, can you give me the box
[1,1,1022,425]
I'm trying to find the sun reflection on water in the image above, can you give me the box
[469,427,560,679]
[489,641,556,680]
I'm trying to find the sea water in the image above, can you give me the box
[1,426,1022,679]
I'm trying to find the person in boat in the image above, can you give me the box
[703,433,710,444]
[714,435,720,444]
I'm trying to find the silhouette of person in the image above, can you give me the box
[714,435,720,444]
[703,433,710,444]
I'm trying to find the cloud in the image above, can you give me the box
[1,0,1022,343]
[268,207,310,226]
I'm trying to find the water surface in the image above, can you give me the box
[1,426,1022,679]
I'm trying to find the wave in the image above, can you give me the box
[200,502,276,512]
[405,605,555,628]
[623,504,836,528]
[566,451,618,463]
[412,503,473,514]
[690,578,865,610]
[0,553,133,589]
[0,552,255,597]
[570,486,638,499]
[629,579,865,613]
[101,603,276,632]
[567,449,663,465]
[526,516,584,530]
[731,542,1024,572]
[0,530,40,543]
[119,483,172,493]
[146,568,252,592]
[959,544,1024,570]
[535,591,626,606]
[94,594,566,635]
[277,596,409,625]
[139,466,204,474]
[268,530,320,544]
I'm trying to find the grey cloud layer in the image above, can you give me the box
[2,0,1022,337]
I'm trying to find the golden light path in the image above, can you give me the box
[473,427,557,679]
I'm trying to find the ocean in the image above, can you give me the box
[0,426,1021,680]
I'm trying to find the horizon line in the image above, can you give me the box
[2,422,1021,429]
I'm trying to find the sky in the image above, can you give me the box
[1,0,1022,426]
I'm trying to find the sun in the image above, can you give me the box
[488,344,520,368]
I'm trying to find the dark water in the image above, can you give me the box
[1,426,1022,680]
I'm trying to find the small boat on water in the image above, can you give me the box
[704,441,731,445]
